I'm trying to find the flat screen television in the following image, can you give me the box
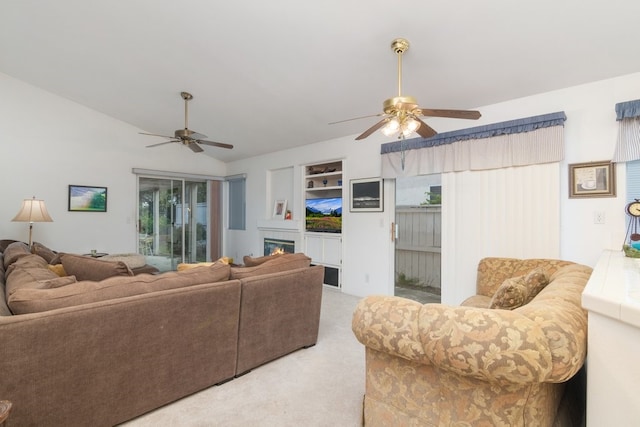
[305,197,342,233]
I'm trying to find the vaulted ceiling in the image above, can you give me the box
[2,0,639,162]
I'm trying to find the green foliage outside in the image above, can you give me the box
[420,191,441,205]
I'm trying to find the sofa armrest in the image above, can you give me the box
[353,296,555,384]
[352,296,430,364]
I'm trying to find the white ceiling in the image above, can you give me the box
[2,0,640,162]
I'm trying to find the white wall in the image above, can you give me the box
[226,72,640,298]
[0,73,227,254]
[4,69,640,298]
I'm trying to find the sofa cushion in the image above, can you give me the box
[6,253,50,277]
[31,242,58,263]
[38,275,77,289]
[3,241,31,269]
[243,254,284,267]
[489,267,550,310]
[61,253,133,281]
[0,239,21,253]
[8,261,231,314]
[230,253,311,279]
[5,255,61,298]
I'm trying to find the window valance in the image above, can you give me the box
[613,99,640,163]
[380,112,566,178]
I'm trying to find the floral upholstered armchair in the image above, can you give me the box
[352,258,592,427]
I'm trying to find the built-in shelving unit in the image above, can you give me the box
[304,160,343,288]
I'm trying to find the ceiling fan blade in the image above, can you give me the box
[197,140,234,150]
[414,117,438,139]
[188,131,208,140]
[187,142,204,153]
[329,113,383,125]
[140,132,175,139]
[146,140,177,148]
[419,108,481,120]
[355,118,390,140]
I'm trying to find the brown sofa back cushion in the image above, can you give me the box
[230,253,311,279]
[8,262,231,314]
[242,254,284,267]
[31,242,58,263]
[3,241,31,269]
[61,253,133,281]
[5,255,60,298]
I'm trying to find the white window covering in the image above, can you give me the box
[380,112,566,178]
[440,163,561,305]
[613,99,640,163]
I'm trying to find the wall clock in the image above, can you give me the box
[623,199,640,257]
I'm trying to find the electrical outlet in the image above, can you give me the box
[594,211,605,224]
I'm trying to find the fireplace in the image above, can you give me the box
[264,238,295,256]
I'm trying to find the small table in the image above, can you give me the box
[83,252,108,258]
[0,400,12,424]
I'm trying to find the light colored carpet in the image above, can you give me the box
[120,287,365,427]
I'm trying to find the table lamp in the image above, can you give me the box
[12,196,54,248]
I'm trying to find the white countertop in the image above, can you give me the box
[582,249,640,328]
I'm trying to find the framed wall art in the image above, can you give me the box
[68,185,108,212]
[351,178,383,212]
[273,199,287,219]
[568,161,616,198]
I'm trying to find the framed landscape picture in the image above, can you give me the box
[351,178,383,212]
[68,185,108,212]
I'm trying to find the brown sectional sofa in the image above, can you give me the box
[0,243,324,426]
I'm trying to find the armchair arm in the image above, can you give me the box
[352,296,430,364]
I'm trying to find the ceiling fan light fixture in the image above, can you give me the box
[381,118,401,136]
[401,117,420,136]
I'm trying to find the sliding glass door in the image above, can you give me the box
[138,177,209,272]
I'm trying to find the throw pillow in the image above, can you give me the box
[489,268,550,310]
[489,276,528,310]
[177,262,216,271]
[61,253,133,281]
[48,264,68,277]
[522,267,549,304]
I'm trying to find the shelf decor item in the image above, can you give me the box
[273,199,287,219]
[568,161,616,198]
[351,178,383,212]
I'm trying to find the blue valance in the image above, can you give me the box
[615,99,640,120]
[380,111,567,154]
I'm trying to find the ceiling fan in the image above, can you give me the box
[140,91,233,153]
[331,38,481,140]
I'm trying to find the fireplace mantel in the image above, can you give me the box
[257,219,301,231]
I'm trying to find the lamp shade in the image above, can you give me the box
[12,197,53,223]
